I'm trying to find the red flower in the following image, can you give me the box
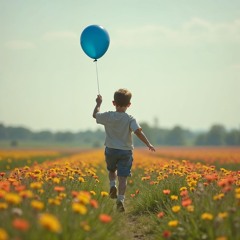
[162,230,171,238]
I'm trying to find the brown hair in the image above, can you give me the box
[114,89,132,107]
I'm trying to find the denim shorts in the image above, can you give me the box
[104,147,133,177]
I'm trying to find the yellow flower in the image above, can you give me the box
[39,213,61,233]
[31,200,44,211]
[101,191,109,197]
[30,182,42,189]
[19,190,33,199]
[213,193,224,201]
[235,193,240,199]
[4,193,22,205]
[69,176,74,180]
[0,203,8,210]
[48,198,61,206]
[188,180,197,187]
[59,193,66,198]
[218,212,228,219]
[53,177,60,184]
[72,203,87,215]
[77,191,91,205]
[0,228,8,240]
[78,177,85,182]
[0,190,6,198]
[90,190,96,196]
[168,220,179,227]
[170,195,178,200]
[186,205,194,212]
[215,236,228,240]
[80,221,90,232]
[172,205,181,213]
[179,187,187,192]
[201,213,213,220]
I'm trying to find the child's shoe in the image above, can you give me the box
[116,201,125,212]
[109,186,117,199]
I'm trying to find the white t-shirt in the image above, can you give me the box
[96,111,141,150]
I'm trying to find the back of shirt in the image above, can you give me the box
[96,111,141,150]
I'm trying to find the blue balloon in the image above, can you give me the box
[80,25,110,60]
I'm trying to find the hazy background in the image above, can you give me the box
[1,0,240,132]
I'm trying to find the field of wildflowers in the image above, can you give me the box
[0,147,239,240]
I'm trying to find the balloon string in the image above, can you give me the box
[94,59,100,94]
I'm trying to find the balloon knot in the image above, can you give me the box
[94,59,97,62]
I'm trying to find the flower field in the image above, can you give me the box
[0,147,239,240]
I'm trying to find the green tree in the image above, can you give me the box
[225,129,240,146]
[206,124,226,146]
[195,133,207,145]
[165,126,186,146]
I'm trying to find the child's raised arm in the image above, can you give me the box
[134,129,155,152]
[93,95,102,119]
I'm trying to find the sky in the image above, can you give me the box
[1,0,240,132]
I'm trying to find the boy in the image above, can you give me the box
[93,88,155,212]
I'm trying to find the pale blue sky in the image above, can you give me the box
[1,0,240,132]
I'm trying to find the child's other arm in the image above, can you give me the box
[134,129,155,152]
[93,95,102,119]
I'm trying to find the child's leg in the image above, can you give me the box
[116,176,127,212]
[117,176,127,202]
[118,176,127,195]
[109,170,117,187]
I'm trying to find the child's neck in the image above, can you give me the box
[115,106,128,112]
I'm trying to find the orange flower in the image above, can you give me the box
[180,190,188,197]
[15,185,26,192]
[54,186,65,193]
[204,174,218,182]
[90,199,99,209]
[181,198,192,207]
[163,189,171,195]
[71,191,78,197]
[12,218,30,231]
[99,214,112,223]
[157,211,165,218]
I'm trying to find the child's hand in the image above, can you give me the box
[96,95,102,106]
[148,144,156,152]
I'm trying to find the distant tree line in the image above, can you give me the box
[0,123,239,147]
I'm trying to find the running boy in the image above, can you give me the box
[93,88,155,212]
